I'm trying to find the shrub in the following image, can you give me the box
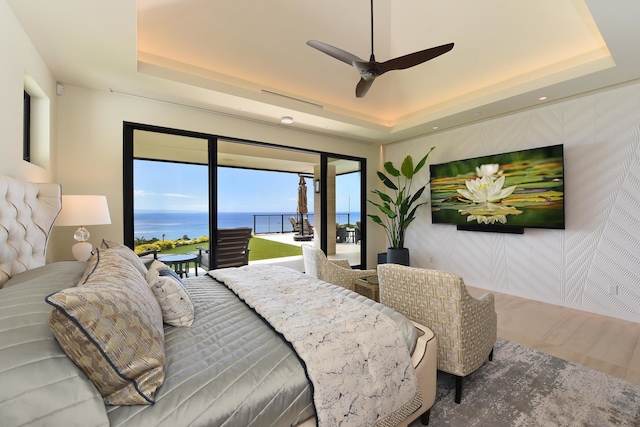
[134,243,161,254]
[156,240,176,251]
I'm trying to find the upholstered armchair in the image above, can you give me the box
[301,245,376,292]
[377,264,497,404]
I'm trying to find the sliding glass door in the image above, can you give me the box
[124,123,366,268]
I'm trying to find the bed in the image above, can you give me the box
[0,174,437,427]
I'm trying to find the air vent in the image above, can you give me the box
[261,90,323,109]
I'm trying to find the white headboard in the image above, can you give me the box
[0,175,61,287]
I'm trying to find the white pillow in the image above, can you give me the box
[146,260,195,327]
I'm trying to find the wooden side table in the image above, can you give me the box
[355,275,379,302]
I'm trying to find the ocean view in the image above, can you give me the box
[134,211,361,240]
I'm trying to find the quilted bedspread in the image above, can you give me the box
[0,262,418,427]
[210,265,423,427]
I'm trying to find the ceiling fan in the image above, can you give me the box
[307,0,454,98]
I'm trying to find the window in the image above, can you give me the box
[23,91,31,162]
[23,73,51,168]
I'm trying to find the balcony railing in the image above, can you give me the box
[252,213,357,234]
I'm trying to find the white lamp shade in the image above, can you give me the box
[56,195,112,226]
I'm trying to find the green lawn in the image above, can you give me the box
[161,236,301,262]
[248,236,302,260]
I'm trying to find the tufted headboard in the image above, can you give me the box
[0,175,62,288]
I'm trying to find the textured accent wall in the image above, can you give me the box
[385,82,640,323]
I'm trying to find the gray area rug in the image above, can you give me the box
[411,338,640,427]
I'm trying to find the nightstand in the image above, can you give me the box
[355,275,379,302]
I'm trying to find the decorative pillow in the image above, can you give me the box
[100,239,148,278]
[146,260,195,327]
[46,249,166,405]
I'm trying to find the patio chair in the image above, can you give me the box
[198,227,252,270]
[289,216,300,232]
[377,264,497,404]
[303,218,314,235]
[301,245,376,292]
[137,249,159,269]
[336,223,347,243]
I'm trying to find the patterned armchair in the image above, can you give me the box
[377,264,497,404]
[301,245,376,292]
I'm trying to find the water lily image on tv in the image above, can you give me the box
[429,144,565,229]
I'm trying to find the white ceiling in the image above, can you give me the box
[7,0,640,145]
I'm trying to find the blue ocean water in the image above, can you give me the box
[134,211,360,240]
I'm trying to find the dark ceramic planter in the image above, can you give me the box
[377,252,387,264]
[387,248,410,266]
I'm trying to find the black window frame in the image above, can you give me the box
[23,90,31,162]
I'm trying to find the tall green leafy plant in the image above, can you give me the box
[368,147,435,249]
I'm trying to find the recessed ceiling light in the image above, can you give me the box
[281,116,294,124]
[432,126,439,130]
[538,96,548,101]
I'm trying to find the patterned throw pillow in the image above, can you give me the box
[146,260,195,327]
[100,239,148,278]
[46,249,166,405]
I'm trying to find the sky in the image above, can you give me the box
[134,160,361,213]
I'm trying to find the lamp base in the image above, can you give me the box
[71,241,93,262]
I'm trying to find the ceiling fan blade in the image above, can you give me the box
[380,42,454,74]
[356,78,375,98]
[307,40,364,67]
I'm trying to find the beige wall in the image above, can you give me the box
[0,0,58,184]
[385,82,640,323]
[51,85,384,264]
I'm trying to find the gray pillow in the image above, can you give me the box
[47,249,166,405]
[100,239,148,278]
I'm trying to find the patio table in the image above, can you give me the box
[160,253,198,278]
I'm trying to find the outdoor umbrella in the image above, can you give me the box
[297,176,308,235]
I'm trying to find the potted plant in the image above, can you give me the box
[368,147,435,265]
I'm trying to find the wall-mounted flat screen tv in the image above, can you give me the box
[430,144,565,230]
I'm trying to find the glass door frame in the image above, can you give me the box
[123,121,367,268]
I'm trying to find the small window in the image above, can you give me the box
[23,90,31,162]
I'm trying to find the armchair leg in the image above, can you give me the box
[455,375,463,404]
[452,349,492,405]
[420,408,431,425]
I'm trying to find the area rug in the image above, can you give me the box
[410,338,640,426]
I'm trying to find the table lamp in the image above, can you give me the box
[55,195,111,261]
